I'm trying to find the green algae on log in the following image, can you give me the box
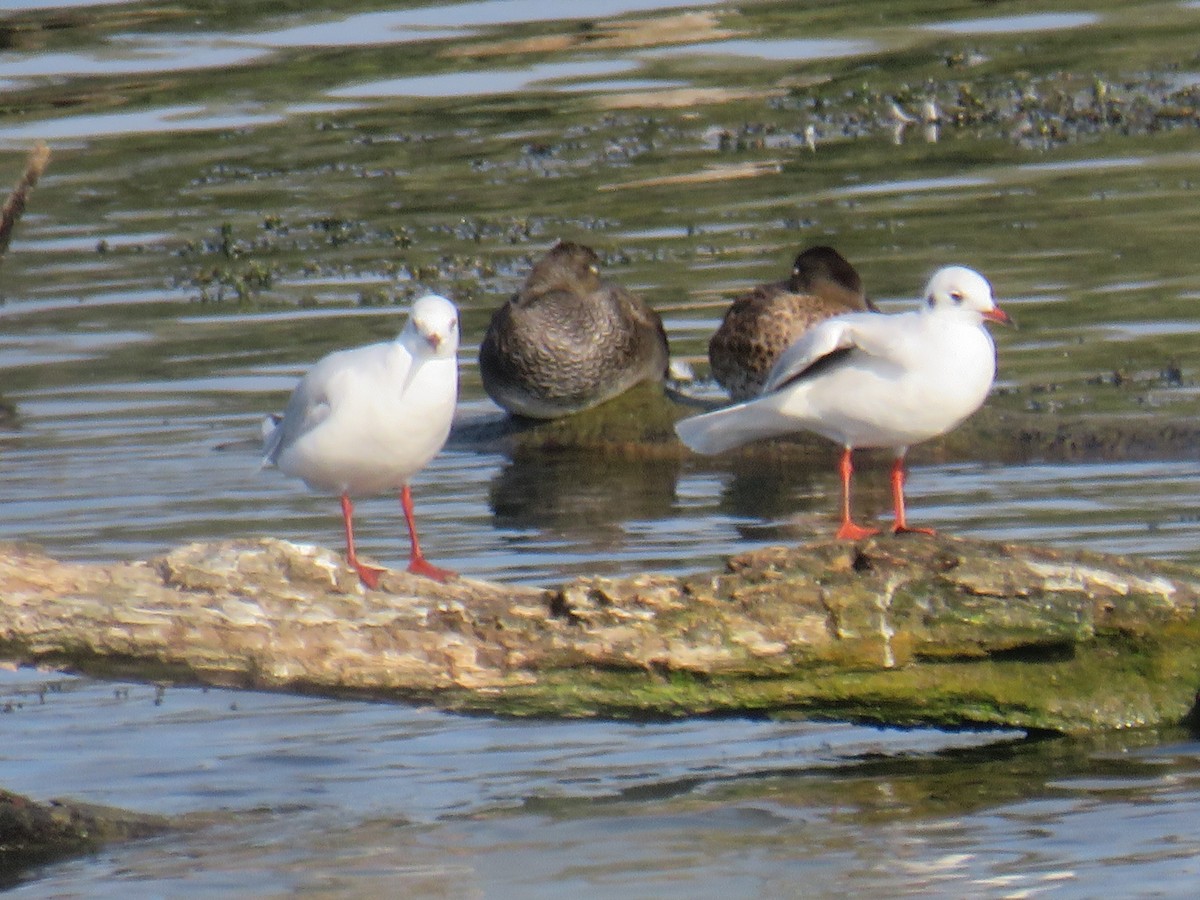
[2,535,1200,735]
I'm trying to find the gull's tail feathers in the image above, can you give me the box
[674,396,792,456]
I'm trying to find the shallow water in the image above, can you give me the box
[4,668,1200,897]
[4,0,1200,894]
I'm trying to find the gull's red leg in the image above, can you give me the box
[834,447,879,541]
[890,456,935,535]
[340,493,386,589]
[400,484,455,582]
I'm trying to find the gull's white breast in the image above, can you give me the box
[274,341,458,496]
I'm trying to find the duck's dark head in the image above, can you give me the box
[788,245,864,296]
[521,240,603,300]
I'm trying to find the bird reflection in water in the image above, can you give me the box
[491,447,902,555]
[489,449,679,549]
[705,453,868,540]
[719,453,895,541]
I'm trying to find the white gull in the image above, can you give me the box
[262,293,460,586]
[675,266,1011,539]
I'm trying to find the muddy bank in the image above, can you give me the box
[449,381,1200,466]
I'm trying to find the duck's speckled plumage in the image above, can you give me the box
[478,241,670,419]
[708,245,875,400]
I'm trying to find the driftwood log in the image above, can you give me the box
[3,534,1200,735]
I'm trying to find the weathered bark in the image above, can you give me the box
[3,534,1200,734]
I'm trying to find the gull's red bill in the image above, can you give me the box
[983,306,1013,326]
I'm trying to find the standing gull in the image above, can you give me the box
[708,245,876,400]
[677,266,1010,539]
[478,240,669,419]
[262,294,460,587]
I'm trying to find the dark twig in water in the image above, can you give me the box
[0,141,51,263]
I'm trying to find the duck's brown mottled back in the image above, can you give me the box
[709,246,874,400]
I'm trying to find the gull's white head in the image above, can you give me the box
[404,293,460,357]
[923,266,1011,325]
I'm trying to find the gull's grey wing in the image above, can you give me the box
[761,312,902,394]
[262,375,331,465]
[261,348,365,464]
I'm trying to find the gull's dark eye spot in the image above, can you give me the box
[949,290,965,304]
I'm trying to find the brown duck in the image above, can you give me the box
[479,241,669,419]
[708,245,876,400]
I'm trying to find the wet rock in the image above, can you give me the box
[0,788,168,883]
